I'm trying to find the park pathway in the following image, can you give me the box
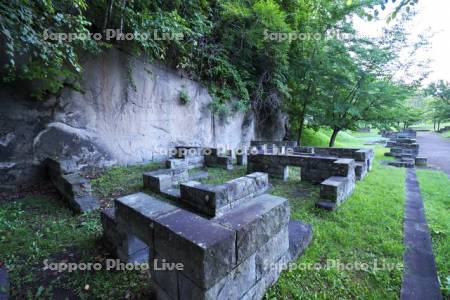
[416,131,450,177]
[400,168,442,300]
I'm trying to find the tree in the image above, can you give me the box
[425,81,450,130]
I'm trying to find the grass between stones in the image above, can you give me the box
[416,169,450,297]
[0,133,419,299]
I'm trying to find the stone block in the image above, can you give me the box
[288,220,313,261]
[320,176,353,205]
[415,157,427,167]
[58,173,99,213]
[154,209,236,289]
[165,159,187,170]
[180,173,269,217]
[143,171,172,193]
[215,194,290,263]
[204,155,233,170]
[115,192,179,245]
[255,226,289,280]
[100,208,149,263]
[177,254,256,300]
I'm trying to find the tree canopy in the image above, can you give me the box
[0,0,429,144]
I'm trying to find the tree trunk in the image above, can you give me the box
[434,121,436,131]
[329,128,340,147]
[438,120,441,131]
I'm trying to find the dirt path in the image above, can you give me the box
[416,131,450,177]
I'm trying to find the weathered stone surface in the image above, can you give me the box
[288,220,313,261]
[143,168,189,193]
[150,253,180,300]
[100,208,149,263]
[255,226,289,280]
[215,194,290,263]
[0,266,8,300]
[115,192,179,245]
[45,158,99,213]
[0,48,258,189]
[241,253,289,300]
[154,209,236,289]
[177,254,256,300]
[180,173,269,217]
[320,176,353,204]
[204,154,233,170]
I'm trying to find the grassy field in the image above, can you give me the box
[0,129,446,299]
[416,170,450,296]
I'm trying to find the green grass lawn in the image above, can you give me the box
[0,129,446,299]
[416,170,450,296]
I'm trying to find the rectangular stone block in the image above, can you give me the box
[177,254,256,300]
[154,209,236,289]
[214,194,290,263]
[180,173,269,217]
[115,192,179,245]
[255,226,289,280]
[143,171,172,193]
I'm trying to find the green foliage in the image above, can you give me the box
[0,0,102,98]
[179,88,191,105]
[425,81,450,123]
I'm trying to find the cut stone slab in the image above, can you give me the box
[0,266,8,300]
[288,220,313,261]
[180,173,269,217]
[177,254,257,300]
[319,176,352,205]
[115,192,179,245]
[214,194,290,263]
[154,209,236,289]
[46,158,100,213]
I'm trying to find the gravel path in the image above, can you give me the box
[416,131,450,177]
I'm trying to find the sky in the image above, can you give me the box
[353,0,450,85]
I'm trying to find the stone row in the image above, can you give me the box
[247,154,356,210]
[45,157,99,213]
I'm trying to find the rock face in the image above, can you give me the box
[0,48,282,190]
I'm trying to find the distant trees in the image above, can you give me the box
[425,81,450,130]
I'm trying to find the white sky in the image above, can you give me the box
[353,0,450,85]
